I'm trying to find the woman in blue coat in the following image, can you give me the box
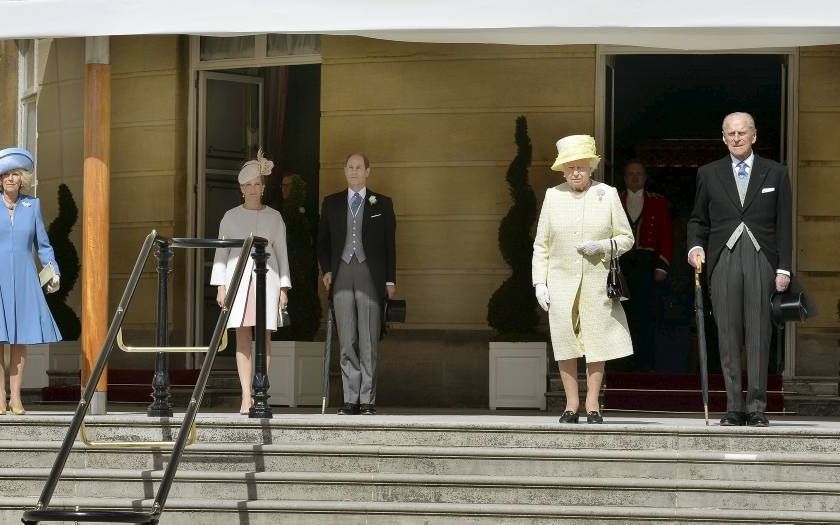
[0,148,61,415]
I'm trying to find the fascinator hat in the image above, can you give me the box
[238,149,274,184]
[0,147,35,175]
[550,135,600,172]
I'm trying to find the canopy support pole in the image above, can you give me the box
[82,36,111,415]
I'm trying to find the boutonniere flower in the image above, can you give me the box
[298,206,305,214]
[368,195,377,205]
[22,201,32,207]
[596,188,605,202]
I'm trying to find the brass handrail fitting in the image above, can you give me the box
[116,328,228,353]
[78,421,197,449]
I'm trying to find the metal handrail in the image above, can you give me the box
[115,327,228,353]
[22,232,267,525]
[78,420,198,449]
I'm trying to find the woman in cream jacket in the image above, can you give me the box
[211,151,291,414]
[532,135,634,424]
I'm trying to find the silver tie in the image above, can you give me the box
[736,161,749,205]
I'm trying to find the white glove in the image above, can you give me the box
[46,275,60,294]
[535,283,550,312]
[575,240,603,256]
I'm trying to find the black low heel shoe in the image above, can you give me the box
[558,411,579,423]
[586,411,603,424]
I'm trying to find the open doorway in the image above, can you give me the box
[196,64,321,363]
[604,53,788,379]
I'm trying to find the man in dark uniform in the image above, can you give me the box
[619,161,673,371]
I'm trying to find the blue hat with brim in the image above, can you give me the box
[0,147,34,175]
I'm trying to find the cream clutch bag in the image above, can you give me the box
[39,261,57,288]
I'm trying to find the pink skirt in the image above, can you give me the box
[241,278,259,328]
[236,275,279,330]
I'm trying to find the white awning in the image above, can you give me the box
[1,0,839,50]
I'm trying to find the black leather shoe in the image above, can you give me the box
[558,411,579,423]
[360,404,377,415]
[719,411,746,426]
[746,412,770,427]
[586,411,604,424]
[337,403,360,415]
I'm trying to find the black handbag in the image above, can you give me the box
[278,307,291,328]
[607,239,630,301]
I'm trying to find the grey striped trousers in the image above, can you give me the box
[710,237,775,414]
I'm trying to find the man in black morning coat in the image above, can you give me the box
[317,153,396,416]
[687,112,792,427]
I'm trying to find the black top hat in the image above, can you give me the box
[771,291,808,326]
[384,299,406,323]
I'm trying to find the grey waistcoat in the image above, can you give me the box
[341,200,366,263]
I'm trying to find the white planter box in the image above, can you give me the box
[49,340,81,371]
[488,342,548,410]
[267,341,324,407]
[4,341,80,390]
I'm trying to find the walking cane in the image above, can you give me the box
[694,261,710,425]
[320,299,335,415]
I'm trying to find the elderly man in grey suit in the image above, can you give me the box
[317,153,397,415]
[687,112,792,427]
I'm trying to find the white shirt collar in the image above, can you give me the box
[348,187,367,202]
[627,188,644,199]
[730,152,754,169]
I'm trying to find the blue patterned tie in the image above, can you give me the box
[736,161,749,204]
[351,192,362,217]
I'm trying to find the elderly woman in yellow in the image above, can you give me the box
[211,150,291,414]
[532,135,634,424]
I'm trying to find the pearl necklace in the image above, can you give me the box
[2,195,16,211]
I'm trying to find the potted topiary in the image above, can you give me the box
[46,184,81,341]
[268,174,324,407]
[487,116,547,410]
[30,184,82,390]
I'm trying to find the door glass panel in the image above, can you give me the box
[200,75,262,358]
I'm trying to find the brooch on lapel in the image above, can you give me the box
[368,195,377,205]
[22,201,31,207]
[596,188,605,202]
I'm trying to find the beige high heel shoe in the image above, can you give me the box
[10,404,25,415]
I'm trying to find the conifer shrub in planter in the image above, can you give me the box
[487,115,540,341]
[486,116,547,410]
[45,183,81,340]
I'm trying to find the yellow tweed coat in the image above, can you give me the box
[532,181,635,362]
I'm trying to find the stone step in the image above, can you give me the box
[3,441,840,483]
[6,498,840,525]
[2,414,839,453]
[7,469,840,511]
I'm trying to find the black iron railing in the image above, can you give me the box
[22,232,270,525]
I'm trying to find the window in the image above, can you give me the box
[17,40,37,157]
[200,36,256,61]
[196,34,320,65]
[266,34,320,57]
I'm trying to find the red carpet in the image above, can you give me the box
[604,372,784,412]
[41,369,201,403]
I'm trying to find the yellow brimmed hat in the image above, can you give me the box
[550,135,600,171]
